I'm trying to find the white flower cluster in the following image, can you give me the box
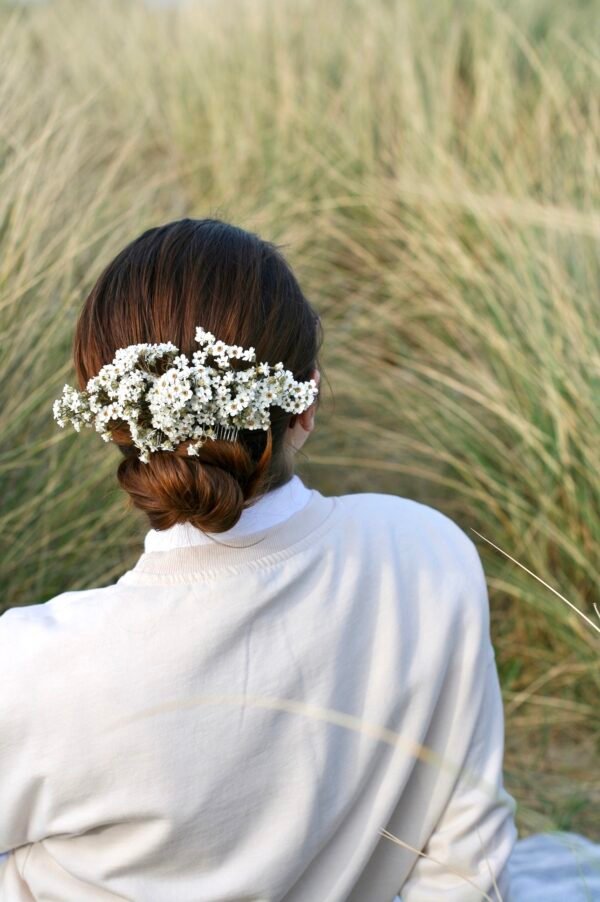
[52,326,319,463]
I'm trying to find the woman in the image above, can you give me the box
[0,218,596,901]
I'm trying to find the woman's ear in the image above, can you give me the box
[298,368,320,433]
[286,368,320,440]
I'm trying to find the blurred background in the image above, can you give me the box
[0,0,598,843]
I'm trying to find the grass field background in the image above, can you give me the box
[0,0,598,841]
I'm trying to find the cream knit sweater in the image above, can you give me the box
[0,476,517,901]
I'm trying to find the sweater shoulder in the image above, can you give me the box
[0,585,119,670]
[334,490,480,561]
[332,491,488,613]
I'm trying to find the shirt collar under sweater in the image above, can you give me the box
[143,473,313,554]
[120,482,338,582]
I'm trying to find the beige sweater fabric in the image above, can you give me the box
[0,481,517,901]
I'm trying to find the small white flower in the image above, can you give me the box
[226,398,243,415]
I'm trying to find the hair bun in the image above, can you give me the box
[117,440,262,534]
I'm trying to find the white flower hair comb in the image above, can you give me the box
[52,326,319,464]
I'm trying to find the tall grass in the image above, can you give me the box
[0,0,598,837]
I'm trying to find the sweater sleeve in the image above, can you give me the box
[400,535,518,902]
[0,604,57,854]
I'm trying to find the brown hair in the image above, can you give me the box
[73,218,323,534]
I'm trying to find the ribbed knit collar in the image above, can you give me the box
[117,487,339,583]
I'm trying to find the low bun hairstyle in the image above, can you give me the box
[72,219,323,534]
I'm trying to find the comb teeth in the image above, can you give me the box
[215,423,239,443]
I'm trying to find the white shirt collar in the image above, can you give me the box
[143,474,313,553]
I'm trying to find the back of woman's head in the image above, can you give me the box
[73,218,323,534]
